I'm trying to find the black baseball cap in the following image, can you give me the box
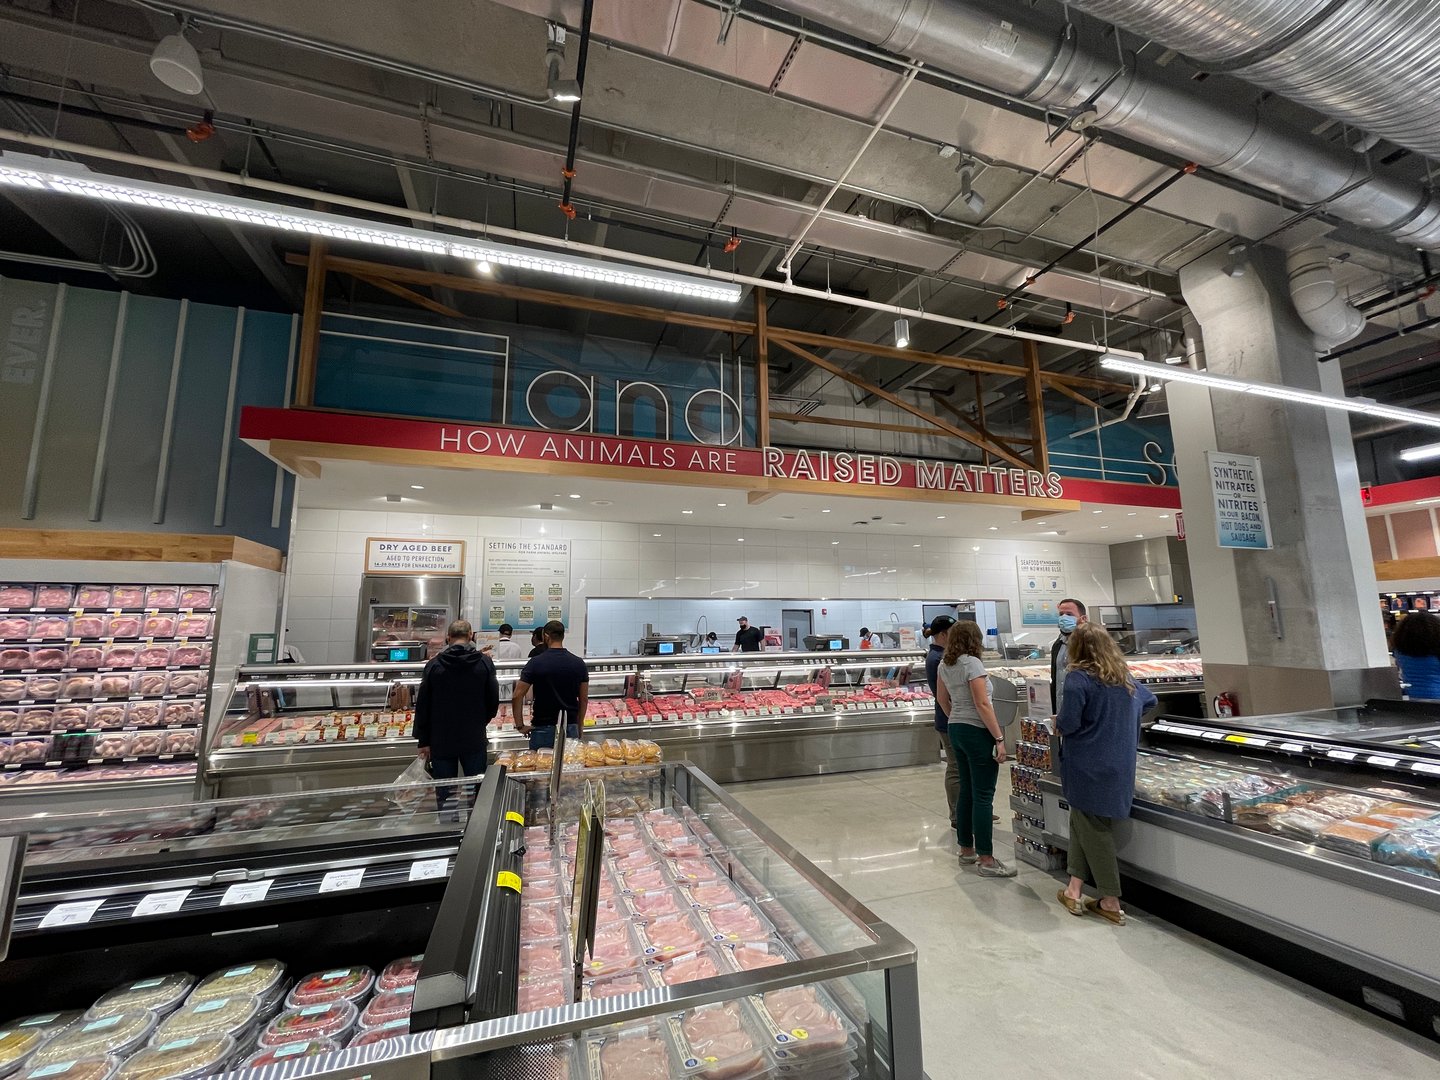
[925,615,957,636]
[737,616,749,622]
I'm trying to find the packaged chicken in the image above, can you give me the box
[188,959,287,1005]
[166,673,204,695]
[14,1058,116,1080]
[719,938,795,973]
[622,887,688,922]
[175,616,211,640]
[752,984,855,1061]
[27,676,62,699]
[75,586,112,608]
[0,586,35,609]
[170,646,207,669]
[92,733,133,759]
[15,709,52,733]
[135,646,173,670]
[30,649,67,671]
[35,587,74,610]
[520,898,563,939]
[177,588,214,610]
[97,675,135,698]
[109,587,144,609]
[129,733,164,757]
[240,1040,337,1069]
[698,901,773,944]
[668,1000,768,1080]
[586,1023,674,1080]
[257,1001,358,1048]
[88,705,127,729]
[519,937,571,982]
[0,617,32,641]
[285,967,374,1008]
[0,1028,47,1078]
[60,676,97,699]
[101,647,137,670]
[32,1013,158,1066]
[87,974,195,1019]
[113,1035,235,1080]
[683,879,743,910]
[144,588,179,609]
[0,650,31,673]
[8,738,52,764]
[0,679,24,702]
[357,987,413,1029]
[647,946,725,989]
[376,955,423,992]
[517,976,569,1013]
[582,970,649,1002]
[124,704,162,728]
[160,730,198,755]
[635,910,708,959]
[151,997,261,1046]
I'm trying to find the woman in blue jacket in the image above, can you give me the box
[1392,610,1440,699]
[1055,623,1157,925]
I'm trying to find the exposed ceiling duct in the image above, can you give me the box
[1286,242,1367,351]
[1061,0,1440,162]
[769,0,1440,251]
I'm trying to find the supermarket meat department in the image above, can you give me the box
[4,1,1440,1076]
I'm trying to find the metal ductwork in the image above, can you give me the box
[1180,310,1205,368]
[1285,242,1366,350]
[1061,0,1440,162]
[769,0,1440,251]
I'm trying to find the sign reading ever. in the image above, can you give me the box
[1206,451,1273,550]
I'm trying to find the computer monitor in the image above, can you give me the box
[700,645,721,654]
[388,647,409,662]
[657,641,675,654]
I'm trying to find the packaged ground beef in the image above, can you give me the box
[284,967,374,1008]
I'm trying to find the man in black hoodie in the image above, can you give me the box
[415,620,499,813]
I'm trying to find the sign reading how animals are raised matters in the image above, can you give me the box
[365,538,466,575]
[1206,451,1272,550]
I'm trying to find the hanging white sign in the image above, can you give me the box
[1017,557,1067,626]
[1206,451,1273,550]
[364,538,466,575]
[480,539,572,631]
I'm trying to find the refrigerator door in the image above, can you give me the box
[355,576,463,662]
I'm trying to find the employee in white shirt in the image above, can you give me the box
[493,623,526,661]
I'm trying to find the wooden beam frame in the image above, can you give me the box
[1048,380,1102,411]
[928,393,1036,458]
[294,238,327,407]
[772,411,945,437]
[755,288,771,448]
[351,271,467,321]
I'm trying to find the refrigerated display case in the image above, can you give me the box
[355,574,462,663]
[0,762,923,1079]
[1037,701,1440,1038]
[204,649,937,797]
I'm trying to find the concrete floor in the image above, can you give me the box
[727,764,1440,1080]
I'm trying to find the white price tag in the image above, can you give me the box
[409,858,449,882]
[1201,731,1224,740]
[39,899,105,929]
[132,889,190,917]
[1367,755,1401,768]
[666,712,678,723]
[1279,742,1305,753]
[1413,762,1440,775]
[320,869,365,894]
[681,712,694,722]
[1327,749,1358,762]
[220,880,273,906]
[743,709,757,718]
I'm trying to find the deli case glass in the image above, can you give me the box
[0,761,923,1079]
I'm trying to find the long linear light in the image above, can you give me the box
[1099,354,1440,431]
[1400,443,1440,463]
[0,153,741,304]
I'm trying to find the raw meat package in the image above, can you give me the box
[720,938,795,973]
[28,675,62,698]
[105,616,142,639]
[75,586,112,608]
[30,648,68,671]
[152,997,262,1045]
[700,901,774,943]
[91,733,133,759]
[32,1012,158,1066]
[175,616,211,639]
[59,675,97,699]
[15,709,52,733]
[376,955,423,992]
[257,1001,358,1047]
[622,886,689,921]
[70,616,107,639]
[170,645,207,669]
[520,898,563,939]
[177,587,213,610]
[684,879,744,910]
[67,647,104,670]
[0,618,32,641]
[519,937,571,981]
[109,587,145,609]
[0,711,19,734]
[133,673,167,696]
[101,647,138,670]
[129,732,164,757]
[357,986,414,1028]
[285,967,375,1008]
[31,617,70,640]
[160,730,198,755]
[517,975,569,1012]
[241,1040,337,1068]
[188,959,287,1004]
[0,679,25,702]
[6,738,52,764]
[141,616,176,639]
[144,587,180,609]
[35,586,74,610]
[113,1034,235,1080]
[0,1029,46,1078]
[0,650,32,672]
[647,946,725,988]
[348,1020,410,1048]
[0,586,35,609]
[124,703,164,728]
[583,971,649,1002]
[751,984,855,1061]
[668,1001,769,1080]
[135,646,173,670]
[15,1060,117,1080]
[666,855,728,885]
[166,673,204,695]
[636,910,708,960]
[585,1022,673,1080]
[87,973,195,1019]
[97,674,135,698]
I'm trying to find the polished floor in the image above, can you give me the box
[726,765,1440,1080]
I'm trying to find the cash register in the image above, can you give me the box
[803,635,850,651]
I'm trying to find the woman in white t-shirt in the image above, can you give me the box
[936,621,1016,878]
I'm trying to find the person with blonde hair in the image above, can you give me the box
[936,620,1016,877]
[1055,622,1157,924]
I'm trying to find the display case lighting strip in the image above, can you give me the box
[1100,355,1440,429]
[0,155,742,304]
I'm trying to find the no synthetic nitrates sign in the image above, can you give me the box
[1206,451,1272,550]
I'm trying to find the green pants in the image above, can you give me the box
[948,723,999,856]
[1067,809,1122,897]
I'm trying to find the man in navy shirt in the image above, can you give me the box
[513,620,589,751]
[924,616,958,832]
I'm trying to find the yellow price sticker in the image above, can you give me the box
[1223,734,1248,744]
[505,811,525,826]
[791,1028,809,1040]
[583,717,596,726]
[240,732,258,746]
[496,871,522,893]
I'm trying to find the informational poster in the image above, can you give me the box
[1017,557,1067,626]
[481,538,572,631]
[1206,451,1273,550]
[364,538,465,575]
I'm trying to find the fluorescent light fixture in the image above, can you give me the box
[410,484,425,490]
[1415,497,1440,505]
[1400,442,1440,462]
[894,317,910,349]
[1100,354,1440,430]
[0,153,741,303]
[476,259,492,274]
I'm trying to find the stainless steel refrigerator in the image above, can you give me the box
[354,574,464,662]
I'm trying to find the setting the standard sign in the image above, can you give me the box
[480,538,572,632]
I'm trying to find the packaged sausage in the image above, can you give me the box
[240,1040,336,1069]
[375,955,423,993]
[87,974,195,1019]
[109,587,144,610]
[151,997,261,1046]
[186,959,286,1005]
[257,1001,357,1048]
[113,1035,234,1080]
[14,1058,116,1080]
[32,1013,158,1066]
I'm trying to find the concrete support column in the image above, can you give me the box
[1173,245,1396,714]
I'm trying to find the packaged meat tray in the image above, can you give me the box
[0,710,22,735]
[177,588,213,610]
[634,910,708,959]
[348,1020,411,1048]
[88,705,128,730]
[582,970,649,1002]
[159,730,198,755]
[169,645,208,669]
[668,855,728,885]
[75,586,111,608]
[240,1040,337,1069]
[140,616,175,639]
[258,1001,358,1048]
[70,616,107,640]
[3,737,53,764]
[108,587,145,610]
[90,733,133,760]
[667,1000,769,1080]
[520,898,563,939]
[0,586,35,609]
[97,674,135,698]
[34,587,74,610]
[585,1022,674,1080]
[375,955,423,993]
[66,648,104,670]
[151,997,262,1045]
[113,1035,234,1080]
[682,879,745,910]
[32,675,66,699]
[751,984,856,1062]
[519,937,571,982]
[517,975,569,1013]
[128,732,165,757]
[1317,819,1390,859]
[14,1059,116,1080]
[134,646,173,671]
[0,650,32,673]
[104,617,142,640]
[719,938,796,973]
[165,673,204,696]
[174,616,211,640]
[100,647,137,671]
[622,886,689,921]
[123,704,163,728]
[31,617,70,640]
[647,946,726,989]
[357,987,414,1029]
[0,618,33,642]
[32,1013,158,1066]
[0,679,24,702]
[698,901,774,944]
[286,967,374,1009]
[188,959,287,1005]
[131,673,165,697]
[144,588,179,609]
[0,1028,47,1079]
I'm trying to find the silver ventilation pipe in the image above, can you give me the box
[1285,243,1366,350]
[769,0,1440,251]
[1061,0,1440,162]
[1180,310,1205,369]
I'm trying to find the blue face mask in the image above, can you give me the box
[1057,614,1078,634]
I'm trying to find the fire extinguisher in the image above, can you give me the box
[1213,691,1238,718]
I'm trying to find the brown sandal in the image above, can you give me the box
[1056,890,1085,916]
[1084,897,1126,925]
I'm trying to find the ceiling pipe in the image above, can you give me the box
[1180,310,1205,369]
[1325,312,1440,362]
[1286,242,1366,350]
[555,0,594,218]
[1060,0,1440,162]
[768,0,1440,251]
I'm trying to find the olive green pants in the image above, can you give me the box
[1067,809,1122,898]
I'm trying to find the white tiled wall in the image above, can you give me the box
[282,508,1116,662]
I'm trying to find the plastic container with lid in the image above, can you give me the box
[187,960,286,1004]
[32,1014,157,1067]
[357,988,413,1030]
[0,1028,48,1078]
[86,975,194,1020]
[240,1040,337,1069]
[7,1015,79,1039]
[347,1020,410,1049]
[14,1058,116,1080]
[375,956,422,993]
[257,1001,357,1048]
[284,967,374,1009]
[151,997,261,1046]
[667,1000,770,1080]
[113,1035,234,1080]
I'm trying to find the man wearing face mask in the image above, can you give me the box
[1051,599,1087,718]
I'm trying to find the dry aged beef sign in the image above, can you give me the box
[365,538,466,575]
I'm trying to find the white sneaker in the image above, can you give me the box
[978,859,1017,878]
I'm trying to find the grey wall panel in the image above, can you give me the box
[0,279,59,519]
[102,294,181,529]
[163,302,236,526]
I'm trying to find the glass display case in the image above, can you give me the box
[204,649,937,797]
[0,762,923,1079]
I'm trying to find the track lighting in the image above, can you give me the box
[545,23,582,103]
[959,166,985,215]
[894,318,910,349]
[150,25,204,96]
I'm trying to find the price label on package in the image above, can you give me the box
[320,869,365,894]
[132,889,190,918]
[220,880,273,906]
[409,858,449,882]
[40,899,105,929]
